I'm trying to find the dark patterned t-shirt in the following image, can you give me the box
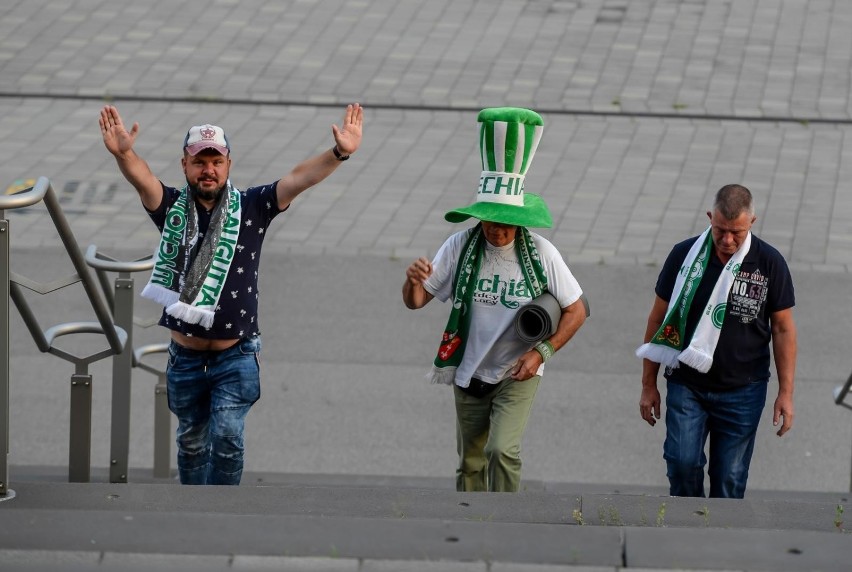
[147,181,284,339]
[655,233,795,390]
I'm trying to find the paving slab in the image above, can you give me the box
[625,527,850,572]
[0,508,625,567]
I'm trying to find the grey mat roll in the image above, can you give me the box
[514,292,562,343]
[514,293,591,344]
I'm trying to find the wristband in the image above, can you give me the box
[332,145,350,161]
[534,340,554,362]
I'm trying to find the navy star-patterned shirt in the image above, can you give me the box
[147,181,285,339]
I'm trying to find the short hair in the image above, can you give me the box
[713,184,753,219]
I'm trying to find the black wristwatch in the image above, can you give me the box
[332,145,350,161]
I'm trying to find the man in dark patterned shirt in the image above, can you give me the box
[637,184,796,499]
[100,103,363,485]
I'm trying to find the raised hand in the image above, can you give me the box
[99,105,139,157]
[331,103,363,156]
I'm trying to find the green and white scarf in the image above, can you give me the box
[141,182,241,329]
[428,223,548,385]
[636,226,751,373]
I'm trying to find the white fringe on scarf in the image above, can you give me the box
[635,343,682,370]
[165,301,216,329]
[426,364,457,385]
[140,282,179,308]
[141,283,217,328]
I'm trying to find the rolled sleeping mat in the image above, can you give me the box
[515,292,562,343]
[514,292,591,344]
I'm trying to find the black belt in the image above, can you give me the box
[459,377,500,398]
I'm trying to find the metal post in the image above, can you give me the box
[108,276,134,483]
[85,246,156,482]
[134,344,172,479]
[153,373,171,479]
[0,215,9,497]
[68,373,93,483]
[833,371,852,492]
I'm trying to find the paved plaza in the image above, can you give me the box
[1,1,851,570]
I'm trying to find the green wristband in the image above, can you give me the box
[534,340,554,362]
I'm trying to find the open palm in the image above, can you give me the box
[331,103,363,156]
[99,105,139,156]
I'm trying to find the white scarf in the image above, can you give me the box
[636,226,751,373]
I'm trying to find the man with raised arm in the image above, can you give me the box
[100,104,363,485]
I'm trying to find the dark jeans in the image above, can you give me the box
[664,379,767,499]
[166,337,261,485]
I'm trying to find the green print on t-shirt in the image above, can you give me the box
[473,274,531,309]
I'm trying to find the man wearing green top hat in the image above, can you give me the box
[403,108,587,492]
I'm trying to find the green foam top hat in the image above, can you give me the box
[445,107,552,228]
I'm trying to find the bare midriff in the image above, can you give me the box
[171,331,241,351]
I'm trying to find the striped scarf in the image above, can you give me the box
[428,224,547,385]
[636,226,751,373]
[141,183,241,328]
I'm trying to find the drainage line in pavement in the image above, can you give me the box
[1,92,850,126]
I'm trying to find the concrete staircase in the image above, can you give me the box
[0,466,848,572]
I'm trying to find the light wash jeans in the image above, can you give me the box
[664,379,767,499]
[166,336,261,485]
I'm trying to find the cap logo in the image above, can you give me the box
[200,126,217,141]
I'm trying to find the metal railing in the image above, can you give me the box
[1,177,127,491]
[834,372,852,412]
[133,343,171,478]
[84,246,172,481]
[0,179,48,498]
[833,371,852,492]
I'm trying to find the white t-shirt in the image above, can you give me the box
[424,228,583,388]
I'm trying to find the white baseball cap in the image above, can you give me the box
[183,124,230,156]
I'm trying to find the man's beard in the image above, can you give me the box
[187,178,226,202]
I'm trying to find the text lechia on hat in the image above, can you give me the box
[445,107,552,228]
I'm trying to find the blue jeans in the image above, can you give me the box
[166,337,261,485]
[664,380,767,499]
